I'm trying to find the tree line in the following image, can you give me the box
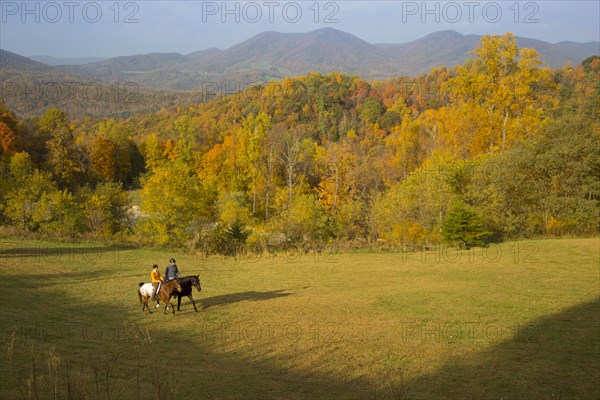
[1,33,598,250]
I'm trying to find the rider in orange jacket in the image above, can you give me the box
[151,264,163,301]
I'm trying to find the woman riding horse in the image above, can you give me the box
[138,278,182,315]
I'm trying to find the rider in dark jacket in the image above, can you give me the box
[165,258,180,281]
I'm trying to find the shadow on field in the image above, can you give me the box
[1,263,377,399]
[199,289,294,310]
[405,297,600,399]
[0,243,137,261]
[1,269,120,290]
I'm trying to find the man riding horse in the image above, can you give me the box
[165,258,181,282]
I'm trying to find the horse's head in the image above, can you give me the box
[192,275,202,292]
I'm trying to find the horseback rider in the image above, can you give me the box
[150,264,163,301]
[165,258,181,282]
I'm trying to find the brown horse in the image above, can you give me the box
[138,279,182,315]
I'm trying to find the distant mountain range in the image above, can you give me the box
[2,28,599,92]
[29,55,109,66]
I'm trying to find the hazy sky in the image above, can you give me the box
[1,1,598,58]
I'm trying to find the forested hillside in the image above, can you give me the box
[0,52,209,119]
[1,34,598,251]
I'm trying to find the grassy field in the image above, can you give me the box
[0,238,598,399]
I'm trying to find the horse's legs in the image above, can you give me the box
[160,294,168,314]
[177,295,182,311]
[161,294,175,315]
[163,300,175,315]
[188,294,198,312]
[142,296,152,313]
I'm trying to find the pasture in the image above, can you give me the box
[0,238,598,399]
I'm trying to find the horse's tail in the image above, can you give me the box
[138,282,144,304]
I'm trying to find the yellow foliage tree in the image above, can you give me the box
[446,33,555,152]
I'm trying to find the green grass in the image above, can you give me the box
[0,238,598,399]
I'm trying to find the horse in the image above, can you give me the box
[138,278,182,315]
[170,275,202,312]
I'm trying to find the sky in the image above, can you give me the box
[1,1,599,58]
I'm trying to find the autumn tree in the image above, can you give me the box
[37,109,84,189]
[79,182,130,235]
[95,119,145,188]
[446,33,555,152]
[89,135,118,182]
[268,188,329,245]
[370,154,459,246]
[142,133,167,172]
[4,163,57,232]
[33,189,82,236]
[0,122,17,159]
[139,160,214,247]
[243,112,271,216]
[0,101,46,167]
[359,97,384,125]
[277,125,314,206]
[173,115,199,164]
[384,117,423,180]
[0,152,33,223]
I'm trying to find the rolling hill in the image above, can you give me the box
[0,49,208,119]
[57,52,190,80]
[0,49,56,74]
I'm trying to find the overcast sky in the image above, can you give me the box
[1,1,598,58]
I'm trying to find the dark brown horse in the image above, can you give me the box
[170,275,202,312]
[138,279,182,315]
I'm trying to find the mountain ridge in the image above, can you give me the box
[2,28,598,91]
[28,55,109,66]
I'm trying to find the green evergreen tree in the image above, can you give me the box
[442,205,491,248]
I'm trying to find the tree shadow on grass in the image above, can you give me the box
[199,289,294,310]
[404,297,600,399]
[2,269,120,290]
[0,243,137,260]
[0,281,372,399]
